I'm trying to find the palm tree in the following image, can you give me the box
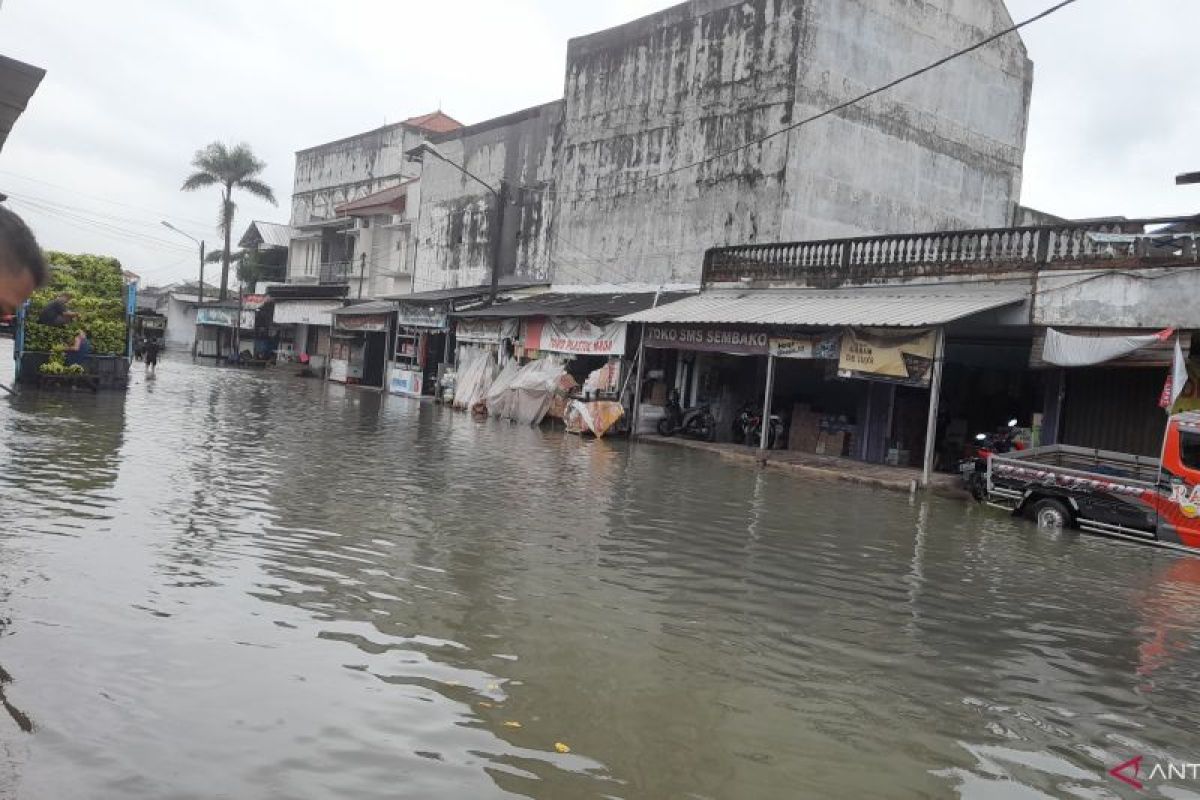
[181,142,276,300]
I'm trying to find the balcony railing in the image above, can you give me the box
[318,261,355,285]
[702,218,1200,287]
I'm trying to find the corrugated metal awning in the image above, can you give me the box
[619,288,1028,327]
[332,300,397,316]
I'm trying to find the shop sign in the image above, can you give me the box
[273,300,343,326]
[195,307,238,328]
[396,304,448,329]
[456,318,519,343]
[524,317,627,356]
[644,324,769,355]
[335,313,390,333]
[837,328,936,386]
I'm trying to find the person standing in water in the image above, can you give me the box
[65,328,91,367]
[143,336,161,374]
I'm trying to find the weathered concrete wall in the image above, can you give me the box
[550,0,1032,285]
[1034,267,1200,328]
[289,124,423,226]
[412,102,560,292]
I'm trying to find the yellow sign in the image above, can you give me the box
[838,328,937,385]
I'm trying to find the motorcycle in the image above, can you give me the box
[732,401,756,442]
[958,418,1026,499]
[657,390,718,441]
[744,410,785,449]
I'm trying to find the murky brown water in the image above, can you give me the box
[1,342,1200,799]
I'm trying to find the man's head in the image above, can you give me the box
[0,206,47,315]
[57,292,71,303]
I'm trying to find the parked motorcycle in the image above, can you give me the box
[657,390,718,441]
[732,401,756,442]
[744,410,785,449]
[958,418,1025,499]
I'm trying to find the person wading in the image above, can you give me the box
[143,336,161,374]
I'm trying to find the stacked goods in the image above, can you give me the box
[25,252,127,356]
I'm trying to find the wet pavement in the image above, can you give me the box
[2,342,1200,799]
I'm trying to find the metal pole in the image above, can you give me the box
[198,240,205,306]
[488,181,508,304]
[759,353,776,452]
[920,327,946,487]
[631,323,648,438]
[357,252,366,299]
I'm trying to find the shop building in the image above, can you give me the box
[328,301,397,389]
[624,218,1200,483]
[264,284,349,368]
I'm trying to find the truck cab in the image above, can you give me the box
[986,412,1200,553]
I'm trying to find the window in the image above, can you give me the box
[1181,431,1200,471]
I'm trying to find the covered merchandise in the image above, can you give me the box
[564,400,626,438]
[453,352,498,411]
[486,362,522,419]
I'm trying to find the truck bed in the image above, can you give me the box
[990,444,1161,487]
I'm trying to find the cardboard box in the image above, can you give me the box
[788,405,821,452]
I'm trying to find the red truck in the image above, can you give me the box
[984,412,1200,553]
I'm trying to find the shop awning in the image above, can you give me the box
[332,300,397,317]
[455,291,689,319]
[619,288,1028,327]
[273,299,344,326]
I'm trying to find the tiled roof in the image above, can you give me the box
[402,110,463,134]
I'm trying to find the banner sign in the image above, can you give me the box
[273,300,343,326]
[196,307,238,328]
[524,318,627,356]
[335,313,390,333]
[838,328,937,386]
[768,334,841,360]
[644,324,769,355]
[456,318,519,343]
[395,305,448,329]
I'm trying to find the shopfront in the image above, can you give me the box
[328,302,396,388]
[624,287,1030,483]
[269,297,345,369]
[389,303,449,398]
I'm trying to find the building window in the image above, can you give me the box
[1181,431,1200,471]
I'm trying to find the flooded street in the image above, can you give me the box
[1,346,1199,799]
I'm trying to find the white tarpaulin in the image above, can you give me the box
[1042,326,1173,367]
[504,357,568,425]
[486,362,522,419]
[453,352,497,411]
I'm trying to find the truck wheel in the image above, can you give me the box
[1029,497,1071,529]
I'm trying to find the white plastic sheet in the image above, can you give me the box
[504,357,568,425]
[1042,327,1170,367]
[486,362,521,419]
[453,352,497,410]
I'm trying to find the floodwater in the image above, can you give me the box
[1,345,1199,800]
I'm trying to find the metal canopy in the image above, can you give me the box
[619,288,1028,327]
[0,55,44,153]
[455,292,690,320]
[332,300,397,316]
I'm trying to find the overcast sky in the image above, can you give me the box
[0,0,1195,285]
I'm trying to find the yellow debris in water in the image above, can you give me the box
[503,721,522,728]
[555,742,571,754]
[478,701,493,708]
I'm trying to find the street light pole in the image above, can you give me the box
[408,142,506,304]
[161,221,205,306]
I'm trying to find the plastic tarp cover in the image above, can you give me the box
[564,400,625,438]
[1043,327,1170,367]
[453,352,497,410]
[504,357,567,425]
[486,362,522,419]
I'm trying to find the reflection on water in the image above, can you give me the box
[1,343,1199,799]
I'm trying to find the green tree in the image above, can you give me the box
[181,142,276,300]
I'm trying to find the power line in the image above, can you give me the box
[8,197,195,254]
[0,169,214,228]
